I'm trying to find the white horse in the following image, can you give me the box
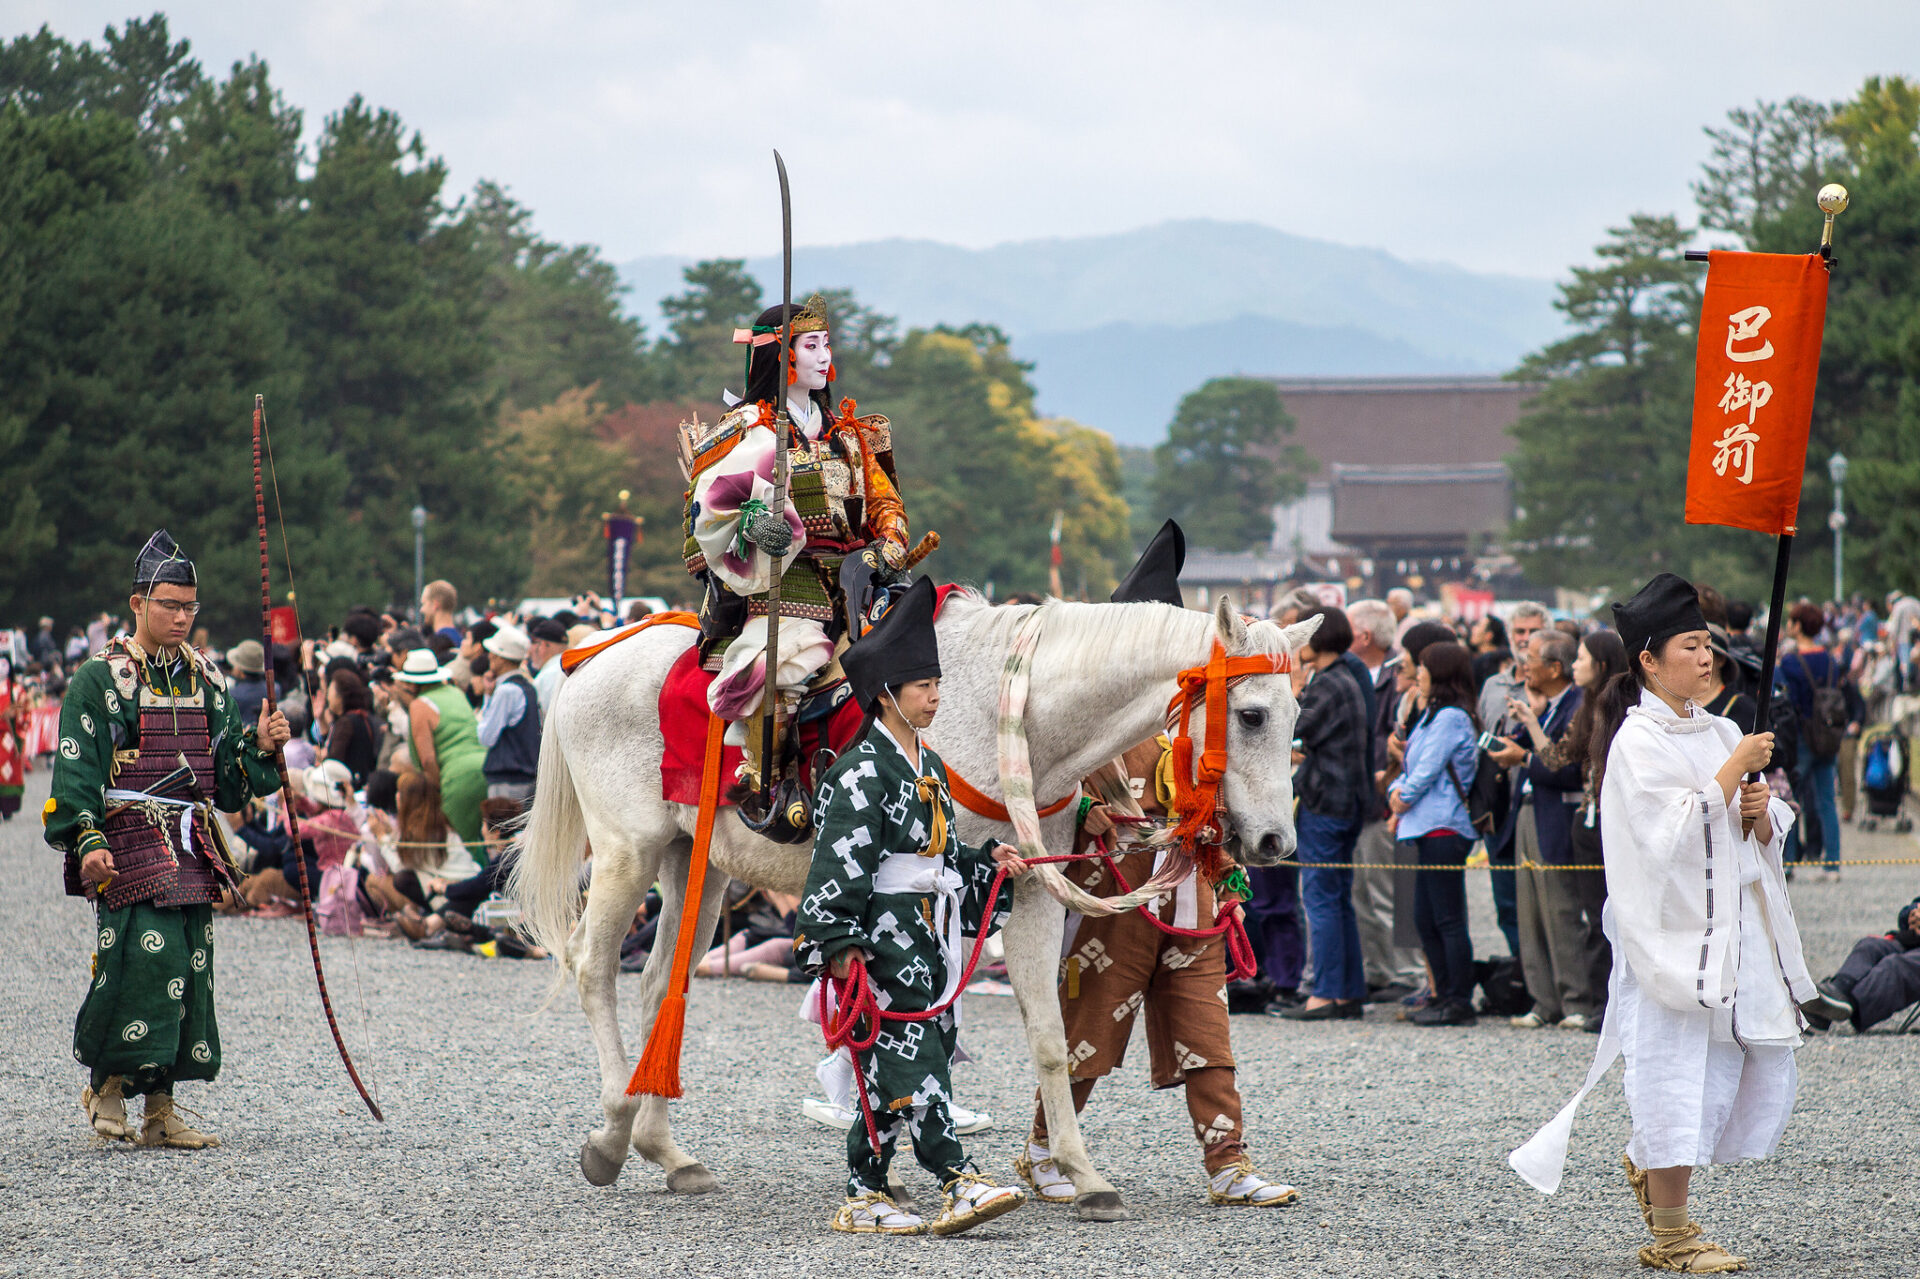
[511,592,1316,1220]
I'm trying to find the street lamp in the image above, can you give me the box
[411,504,427,620]
[1827,452,1848,605]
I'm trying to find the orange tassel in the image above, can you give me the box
[626,993,688,1098]
[627,712,726,1098]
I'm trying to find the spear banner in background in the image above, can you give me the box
[1684,251,1831,537]
[603,489,638,604]
[267,603,300,647]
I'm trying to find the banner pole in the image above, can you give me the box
[1749,532,1794,747]
[1744,183,1848,799]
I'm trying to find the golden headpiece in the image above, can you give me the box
[731,294,829,347]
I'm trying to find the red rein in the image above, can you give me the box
[819,638,1285,1152]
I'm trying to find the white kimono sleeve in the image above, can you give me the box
[1599,725,1739,1016]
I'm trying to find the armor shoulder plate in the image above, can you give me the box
[848,412,892,456]
[97,647,139,701]
[683,402,766,480]
[193,647,227,691]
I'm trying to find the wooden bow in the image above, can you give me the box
[253,394,384,1121]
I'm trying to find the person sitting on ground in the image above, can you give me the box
[696,888,804,980]
[389,648,488,857]
[378,770,481,940]
[1804,894,1920,1033]
[228,764,359,914]
[319,667,380,786]
[412,797,546,958]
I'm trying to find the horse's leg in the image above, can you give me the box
[576,830,669,1186]
[1003,877,1128,1221]
[625,830,735,1194]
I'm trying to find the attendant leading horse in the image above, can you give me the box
[511,592,1315,1219]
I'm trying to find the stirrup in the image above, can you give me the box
[734,771,813,845]
[1013,1144,1075,1204]
[830,1191,924,1235]
[1638,1221,1746,1273]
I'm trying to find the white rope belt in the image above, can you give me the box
[105,788,199,856]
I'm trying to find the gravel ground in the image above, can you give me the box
[2,765,1916,1279]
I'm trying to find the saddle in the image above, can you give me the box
[658,646,866,842]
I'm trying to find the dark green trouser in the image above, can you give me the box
[74,901,220,1094]
[846,1098,970,1198]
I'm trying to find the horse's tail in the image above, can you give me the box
[508,694,589,970]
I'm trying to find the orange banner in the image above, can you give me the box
[1684,251,1830,536]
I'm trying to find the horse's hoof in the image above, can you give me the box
[1074,1190,1130,1222]
[666,1163,719,1194]
[580,1141,624,1186]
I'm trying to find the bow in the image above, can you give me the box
[253,394,384,1121]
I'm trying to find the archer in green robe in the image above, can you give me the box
[48,640,282,1095]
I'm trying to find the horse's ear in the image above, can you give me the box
[1277,613,1324,657]
[1213,595,1249,652]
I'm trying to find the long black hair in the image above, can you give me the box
[1589,632,1654,796]
[1418,641,1481,731]
[742,303,835,414]
[1565,629,1628,779]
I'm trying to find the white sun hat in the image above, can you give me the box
[393,649,450,684]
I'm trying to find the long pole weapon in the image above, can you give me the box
[760,150,794,808]
[253,394,385,1121]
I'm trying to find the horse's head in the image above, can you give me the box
[1203,597,1323,868]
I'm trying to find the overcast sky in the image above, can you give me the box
[13,3,1915,280]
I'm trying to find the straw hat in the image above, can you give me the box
[393,649,449,684]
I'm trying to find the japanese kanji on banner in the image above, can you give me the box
[1684,251,1830,536]
[268,604,300,646]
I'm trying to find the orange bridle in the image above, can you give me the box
[1163,640,1295,848]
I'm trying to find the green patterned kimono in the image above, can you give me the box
[798,725,1011,1195]
[46,640,282,1092]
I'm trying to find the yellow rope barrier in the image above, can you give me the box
[1269,856,1920,872]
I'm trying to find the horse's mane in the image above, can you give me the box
[935,589,1288,673]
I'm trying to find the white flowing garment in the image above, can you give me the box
[1510,690,1814,1193]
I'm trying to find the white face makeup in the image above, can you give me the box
[790,331,832,393]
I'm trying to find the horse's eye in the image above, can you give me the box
[1237,708,1267,730]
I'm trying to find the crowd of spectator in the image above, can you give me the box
[6,577,1916,1024]
[1225,585,1920,1038]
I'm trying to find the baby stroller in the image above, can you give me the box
[1856,725,1913,833]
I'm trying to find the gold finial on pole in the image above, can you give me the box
[1817,183,1849,257]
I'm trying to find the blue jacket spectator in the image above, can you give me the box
[1394,705,1477,841]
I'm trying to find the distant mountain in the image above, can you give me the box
[1013,317,1480,447]
[618,219,1563,443]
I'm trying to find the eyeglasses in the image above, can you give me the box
[142,597,202,617]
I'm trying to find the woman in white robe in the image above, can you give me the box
[1511,573,1814,1274]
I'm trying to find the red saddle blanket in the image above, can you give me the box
[659,646,866,807]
